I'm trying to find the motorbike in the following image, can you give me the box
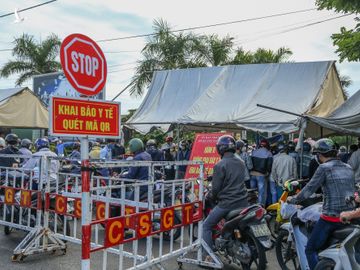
[106,170,185,241]
[314,195,360,270]
[275,195,360,270]
[196,177,272,270]
[0,170,70,236]
[266,179,306,239]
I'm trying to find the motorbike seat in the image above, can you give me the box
[225,207,246,220]
[332,227,354,240]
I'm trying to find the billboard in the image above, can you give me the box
[33,72,105,106]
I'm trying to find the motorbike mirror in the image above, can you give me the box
[291,181,299,187]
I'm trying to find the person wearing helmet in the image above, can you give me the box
[348,138,360,183]
[146,139,163,161]
[124,138,152,198]
[69,142,81,160]
[23,138,59,188]
[176,140,191,179]
[0,133,21,168]
[288,138,355,270]
[0,137,6,150]
[89,142,101,159]
[19,138,33,165]
[250,139,273,205]
[100,138,116,160]
[112,139,125,160]
[203,135,248,254]
[235,140,253,188]
[288,141,300,169]
[271,142,297,202]
[299,142,313,179]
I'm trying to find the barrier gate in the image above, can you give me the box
[0,155,222,269]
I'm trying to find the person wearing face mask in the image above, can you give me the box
[235,140,253,188]
[203,135,248,257]
[176,140,191,179]
[288,138,355,270]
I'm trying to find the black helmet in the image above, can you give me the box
[5,133,19,145]
[288,141,296,152]
[303,142,311,152]
[216,135,236,156]
[73,142,81,150]
[236,140,245,150]
[277,142,287,153]
[21,138,32,149]
[313,138,336,155]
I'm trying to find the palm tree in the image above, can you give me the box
[0,33,61,86]
[127,19,205,96]
[339,74,353,100]
[232,47,293,64]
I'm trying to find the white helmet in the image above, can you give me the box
[0,137,5,148]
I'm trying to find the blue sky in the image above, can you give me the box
[0,0,359,113]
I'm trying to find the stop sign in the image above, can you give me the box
[60,34,107,96]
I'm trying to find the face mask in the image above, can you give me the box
[241,147,247,152]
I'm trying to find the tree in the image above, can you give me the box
[0,33,61,85]
[127,19,293,96]
[127,19,205,96]
[232,47,293,64]
[316,0,360,62]
[339,74,353,99]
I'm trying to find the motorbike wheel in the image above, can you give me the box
[275,229,300,270]
[240,230,267,270]
[4,211,13,235]
[163,215,181,241]
[314,259,335,270]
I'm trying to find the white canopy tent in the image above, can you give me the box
[0,87,48,128]
[126,61,345,134]
[305,89,360,137]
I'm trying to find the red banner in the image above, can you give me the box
[185,133,229,178]
[50,97,120,137]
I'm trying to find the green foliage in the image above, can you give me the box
[316,0,360,13]
[127,19,294,96]
[0,33,61,85]
[316,0,360,62]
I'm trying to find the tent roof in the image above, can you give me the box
[127,61,345,134]
[306,89,360,137]
[0,87,48,128]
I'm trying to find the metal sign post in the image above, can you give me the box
[81,137,91,270]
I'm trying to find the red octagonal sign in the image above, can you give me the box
[60,34,107,96]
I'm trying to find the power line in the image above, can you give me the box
[107,14,350,75]
[0,0,57,18]
[96,8,317,43]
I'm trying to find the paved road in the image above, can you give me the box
[0,226,280,270]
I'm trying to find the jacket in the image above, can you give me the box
[176,149,191,172]
[0,146,20,168]
[271,153,297,186]
[126,151,152,181]
[348,149,360,182]
[251,147,273,176]
[212,152,248,209]
[291,159,355,217]
[22,148,59,184]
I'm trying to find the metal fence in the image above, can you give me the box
[0,154,212,269]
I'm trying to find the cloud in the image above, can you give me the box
[0,0,359,114]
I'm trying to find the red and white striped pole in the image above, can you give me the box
[81,138,91,270]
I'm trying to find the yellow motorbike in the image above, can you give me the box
[265,179,305,239]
